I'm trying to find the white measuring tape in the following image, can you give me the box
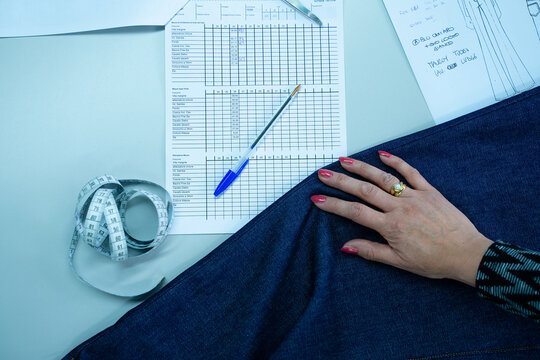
[69,175,173,298]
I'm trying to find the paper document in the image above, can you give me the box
[383,0,540,123]
[0,0,190,38]
[165,0,346,234]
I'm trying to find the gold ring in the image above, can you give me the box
[390,182,406,197]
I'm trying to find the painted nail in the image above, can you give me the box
[339,157,354,165]
[341,247,359,255]
[378,150,392,158]
[318,169,333,178]
[310,195,327,203]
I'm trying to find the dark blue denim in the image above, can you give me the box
[65,87,540,359]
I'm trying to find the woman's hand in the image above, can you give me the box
[311,151,493,287]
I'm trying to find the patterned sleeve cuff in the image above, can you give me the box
[476,241,540,321]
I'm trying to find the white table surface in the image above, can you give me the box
[0,1,433,358]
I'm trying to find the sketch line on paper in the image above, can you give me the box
[528,0,540,41]
[458,0,535,101]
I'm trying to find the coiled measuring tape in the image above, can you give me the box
[69,175,173,298]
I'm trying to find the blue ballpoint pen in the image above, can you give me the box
[214,85,302,197]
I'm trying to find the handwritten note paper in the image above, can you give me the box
[383,0,540,123]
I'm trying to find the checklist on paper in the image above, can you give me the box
[165,0,347,234]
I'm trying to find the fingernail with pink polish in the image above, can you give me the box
[310,195,327,203]
[318,169,333,178]
[339,157,354,165]
[378,150,392,158]
[341,247,359,255]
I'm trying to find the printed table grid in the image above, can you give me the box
[170,88,341,152]
[171,155,335,219]
[166,5,347,233]
[170,23,339,86]
[205,88,341,152]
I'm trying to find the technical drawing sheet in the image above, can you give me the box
[383,0,540,123]
[165,0,346,234]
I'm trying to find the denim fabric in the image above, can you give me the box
[65,87,540,360]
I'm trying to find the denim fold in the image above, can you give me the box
[65,87,540,359]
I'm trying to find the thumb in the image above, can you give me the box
[341,239,401,267]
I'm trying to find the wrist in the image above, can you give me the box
[450,235,494,287]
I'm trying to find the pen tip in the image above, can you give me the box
[291,85,302,97]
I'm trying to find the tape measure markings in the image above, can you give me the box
[69,175,174,297]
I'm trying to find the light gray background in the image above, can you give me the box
[0,1,433,358]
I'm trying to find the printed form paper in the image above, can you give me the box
[383,0,540,123]
[165,0,346,234]
[0,0,190,38]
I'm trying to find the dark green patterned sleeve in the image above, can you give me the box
[476,241,540,322]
